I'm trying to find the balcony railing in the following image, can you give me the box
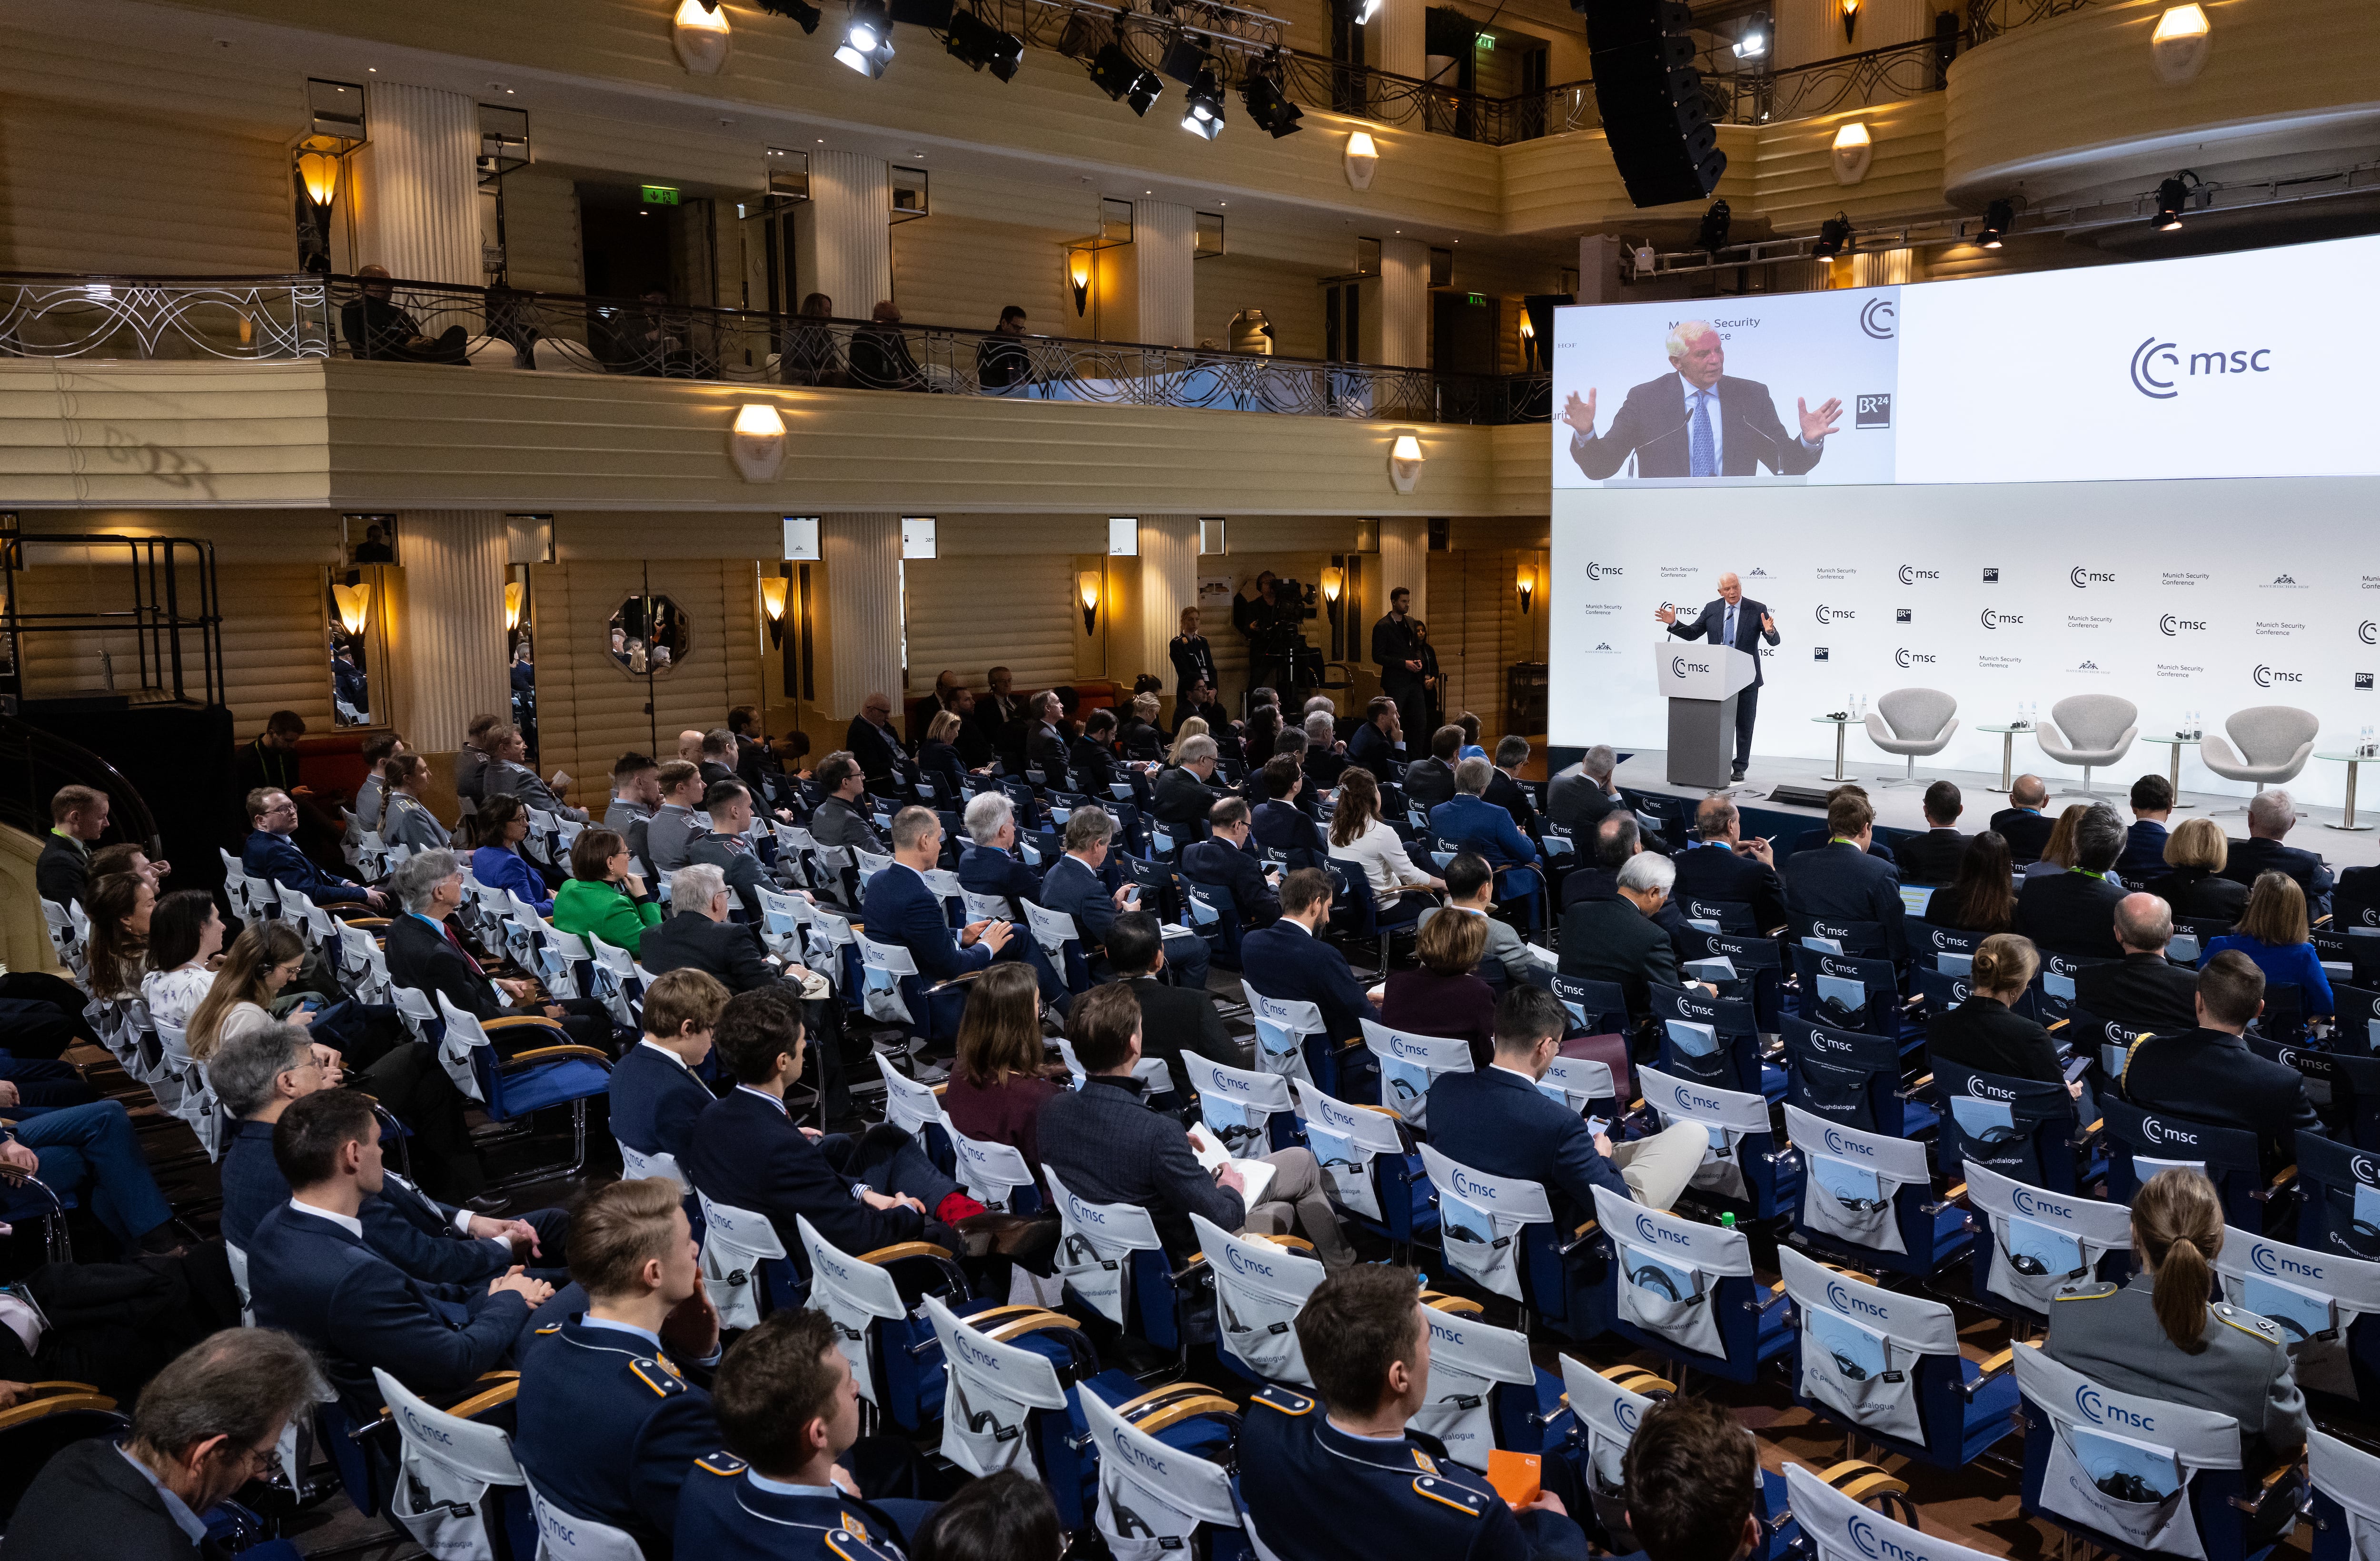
[0,273,1552,426]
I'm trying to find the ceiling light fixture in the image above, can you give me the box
[1180,65,1226,138]
[1241,60,1302,138]
[945,6,1024,79]
[2152,170,2200,231]
[835,0,896,76]
[1088,41,1161,115]
[1978,197,2014,248]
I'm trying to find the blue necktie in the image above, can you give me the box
[1689,390,1716,477]
[1725,607,1736,648]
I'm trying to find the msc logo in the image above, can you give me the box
[1110,1427,1171,1477]
[1895,649,1936,668]
[2011,1186,2072,1222]
[2141,1116,2200,1148]
[1827,1279,1891,1320]
[1816,603,1854,624]
[2254,664,2304,688]
[2075,1383,2155,1431]
[1583,561,1621,581]
[1067,1194,1107,1225]
[1847,1512,1935,1561]
[2070,567,2114,589]
[1822,1126,1873,1158]
[1633,1210,1693,1248]
[2130,336,2273,399]
[1451,1169,1500,1203]
[1614,1399,1641,1434]
[1897,565,1937,585]
[1670,656,1712,678]
[2160,614,2207,636]
[1973,1081,2014,1100]
[1859,297,1897,339]
[1979,608,2024,629]
[2251,1244,2323,1282]
[1225,1245,1277,1280]
[2361,621,2378,646]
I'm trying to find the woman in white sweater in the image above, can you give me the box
[1327,767,1442,901]
[140,890,226,1033]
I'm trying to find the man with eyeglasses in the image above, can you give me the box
[242,787,389,913]
[843,690,915,795]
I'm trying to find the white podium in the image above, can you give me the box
[1654,642,1757,789]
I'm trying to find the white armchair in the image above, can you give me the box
[1863,688,1958,787]
[2035,695,2138,800]
[2199,705,2317,816]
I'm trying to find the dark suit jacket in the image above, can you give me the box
[610,1042,718,1160]
[1252,801,1324,863]
[1896,828,1971,887]
[843,718,912,790]
[3,1437,223,1561]
[2074,951,2202,1036]
[1548,776,1624,836]
[1557,896,1680,1027]
[1989,807,2056,863]
[1426,1065,1629,1228]
[1664,595,1780,687]
[1346,721,1398,782]
[243,828,370,906]
[2148,866,2248,923]
[1125,976,1246,1089]
[1153,766,1219,827]
[1569,372,1822,481]
[863,861,990,984]
[221,1119,512,1285]
[2123,1027,2321,1170]
[638,912,774,993]
[1041,853,1121,949]
[1670,841,1785,930]
[1183,836,1277,923]
[1784,840,1908,959]
[386,911,503,1022]
[958,844,1041,921]
[1240,921,1378,1041]
[1038,1074,1243,1258]
[1069,736,1121,797]
[1484,770,1540,839]
[2016,870,2127,959]
[1926,996,2064,1086]
[2118,820,2172,881]
[1027,722,1071,790]
[1402,759,1458,811]
[34,833,88,908]
[1303,747,1348,794]
[918,740,969,802]
[2221,836,2333,902]
[1372,614,1424,692]
[681,1087,925,1270]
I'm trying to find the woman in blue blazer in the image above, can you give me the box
[2205,870,2332,1018]
[467,792,554,917]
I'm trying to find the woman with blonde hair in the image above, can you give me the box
[1167,716,1209,768]
[2148,816,2248,921]
[1924,932,2079,1094]
[1327,767,1441,900]
[2046,1166,2307,1462]
[1168,604,1218,710]
[2206,871,2332,1018]
[1121,692,1166,764]
[919,708,970,800]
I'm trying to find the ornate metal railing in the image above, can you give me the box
[1965,0,2106,44]
[0,273,1552,425]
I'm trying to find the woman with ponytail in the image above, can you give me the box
[2046,1167,2308,1462]
[1924,933,2080,1096]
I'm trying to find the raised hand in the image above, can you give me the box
[1761,612,1776,634]
[1797,395,1844,442]
[1560,388,1598,435]
[1655,604,1679,625]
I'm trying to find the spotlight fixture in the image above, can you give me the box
[1813,212,1852,263]
[754,0,823,33]
[1978,197,2014,248]
[1180,65,1226,138]
[1157,33,1210,84]
[1241,64,1303,138]
[944,7,1023,79]
[1089,40,1162,114]
[835,0,896,76]
[1732,27,1766,58]
[1695,198,1731,255]
[1355,0,1382,22]
[2152,170,2200,231]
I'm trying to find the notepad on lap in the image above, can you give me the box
[1187,1123,1278,1206]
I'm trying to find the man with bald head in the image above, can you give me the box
[1657,572,1780,781]
[1560,318,1840,482]
[2073,892,2206,1035]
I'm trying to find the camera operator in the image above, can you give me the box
[1234,571,1297,697]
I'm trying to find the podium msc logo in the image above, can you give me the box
[1815,603,1854,624]
[1671,656,1711,678]
[2254,664,2304,688]
[2130,336,2273,399]
[2160,614,2207,636]
[2070,567,2114,589]
[1583,561,1621,581]
[1895,649,1936,667]
[1980,608,2023,629]
[2360,621,2377,646]
[1897,565,1938,585]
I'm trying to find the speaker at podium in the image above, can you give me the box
[1653,642,1757,789]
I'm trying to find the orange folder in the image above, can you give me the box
[1487,1449,1542,1508]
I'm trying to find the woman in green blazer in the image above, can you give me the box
[552,826,661,953]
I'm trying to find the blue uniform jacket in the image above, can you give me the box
[611,1043,717,1160]
[243,829,371,906]
[680,1089,926,1273]
[1429,795,1540,867]
[674,1452,913,1561]
[220,1119,516,1285]
[957,844,1041,920]
[1425,1066,1630,1228]
[1183,837,1278,922]
[516,1316,719,1558]
[1240,922,1378,1041]
[247,1200,533,1416]
[862,861,989,984]
[471,845,552,917]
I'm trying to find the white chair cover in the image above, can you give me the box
[2310,1429,2380,1561]
[1964,1162,2133,1316]
[615,1142,684,1190]
[796,1215,907,1410]
[1083,1387,1241,1561]
[1785,1462,1998,1561]
[853,933,920,1025]
[1592,1184,1755,1361]
[1360,1019,1474,1128]
[526,1472,647,1561]
[1637,1065,1770,1203]
[1420,1143,1553,1303]
[1778,1245,1958,1445]
[1559,1353,1658,1496]
[1406,1305,1535,1471]
[1783,1103,1932,1257]
[374,1367,524,1561]
[1180,1053,1293,1156]
[873,1052,946,1140]
[1292,1081,1406,1224]
[1241,985,1321,1085]
[947,1121,1038,1211]
[1190,1213,1327,1387]
[921,1292,1069,1478]
[1044,1166,1165,1327]
[695,1192,787,1332]
[2212,1225,2380,1400]
[2013,1345,2239,1561]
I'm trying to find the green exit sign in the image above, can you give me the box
[1467,292,1488,307]
[640,184,680,206]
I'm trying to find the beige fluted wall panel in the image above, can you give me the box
[0,98,291,274]
[822,514,902,721]
[1372,0,1427,82]
[355,83,482,287]
[1378,238,1429,369]
[1135,515,1201,693]
[1377,518,1429,627]
[1132,201,1196,349]
[0,362,332,508]
[795,153,892,321]
[394,510,510,751]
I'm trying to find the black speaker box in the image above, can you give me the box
[1582,0,1727,208]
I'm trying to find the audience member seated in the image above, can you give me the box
[2122,774,2177,880]
[1402,725,1464,810]
[2023,804,2111,884]
[464,793,554,916]
[674,1308,945,1558]
[611,968,729,1166]
[2074,894,2203,1035]
[2045,1166,2306,1465]
[1345,696,1403,782]
[646,761,711,878]
[686,779,769,923]
[2148,815,2250,923]
[1561,813,1637,911]
[1672,797,1785,930]
[139,889,223,1036]
[1119,692,1167,764]
[1783,791,1906,959]
[1418,852,1537,987]
[850,300,926,391]
[1433,758,1542,916]
[2122,952,2320,1173]
[1238,1264,1588,1561]
[908,1469,1057,1561]
[341,263,470,362]
[1990,774,2057,863]
[1925,934,2076,1092]
[244,786,389,911]
[1785,786,1895,866]
[385,849,618,1057]
[79,871,153,1002]
[2223,790,2334,907]
[516,1177,724,1558]
[1624,1395,1766,1561]
[641,864,777,992]
[35,782,107,907]
[1926,830,2018,934]
[1108,913,1247,1085]
[1330,767,1442,902]
[1040,808,1211,990]
[2205,871,2333,1019]
[553,826,662,953]
[485,721,588,823]
[1381,907,1497,1066]
[957,791,1043,921]
[379,753,452,856]
[937,964,1063,1193]
[1559,851,1686,1053]
[1023,691,1071,790]
[248,1089,555,1418]
[1301,710,1348,793]
[1,1081,184,1256]
[810,751,889,853]
[845,691,917,793]
[1548,743,1628,838]
[1487,736,1542,839]
[453,713,504,805]
[918,709,972,800]
[1069,708,1136,800]
[1254,755,1325,861]
[864,806,1012,1036]
[1183,796,1280,925]
[88,840,169,897]
[1897,780,1971,885]
[2015,804,2128,958]
[606,751,662,866]
[697,727,738,787]
[1038,984,1352,1267]
[2,1328,324,1561]
[1241,867,1380,1049]
[1153,734,1222,827]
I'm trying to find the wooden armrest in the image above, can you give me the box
[1352,1103,1402,1117]
[982,1311,1082,1343]
[2083,1118,2102,1135]
[0,1390,117,1428]
[1603,1365,1675,1395]
[1110,1383,1220,1415]
[340,917,393,929]
[1819,1265,1878,1285]
[931,1083,948,1096]
[1820,1460,1911,1502]
[2269,1163,2297,1189]
[1129,1393,1241,1433]
[1944,1181,1967,1201]
[1975,1347,2016,1375]
[1771,1280,1789,1297]
[1255,1234,1316,1253]
[483,1015,568,1031]
[2261,1459,2301,1492]
[23,1381,104,1394]
[856,1241,955,1265]
[503,1045,614,1067]
[443,1378,521,1420]
[2045,1017,2068,1033]
[1422,1293,1486,1315]
[1573,1218,1599,1237]
[1907,1073,1933,1091]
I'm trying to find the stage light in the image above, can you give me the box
[1732,27,1765,58]
[1181,66,1226,139]
[945,7,1023,79]
[754,0,823,33]
[1089,41,1161,114]
[836,0,896,76]
[1241,66,1303,138]
[1813,212,1852,263]
[1157,34,1209,84]
[1126,69,1163,115]
[1695,198,1731,255]
[2153,171,2199,231]
[1978,198,2013,248]
[1355,0,1382,22]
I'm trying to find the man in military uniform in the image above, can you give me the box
[1239,1265,1589,1561]
[675,1308,941,1560]
[516,1178,724,1559]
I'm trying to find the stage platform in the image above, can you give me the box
[1601,749,2380,873]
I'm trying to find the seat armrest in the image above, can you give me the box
[858,1241,955,1264]
[502,1045,615,1067]
[483,1015,569,1032]
[1960,1348,2018,1399]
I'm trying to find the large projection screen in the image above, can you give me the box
[1548,234,2380,808]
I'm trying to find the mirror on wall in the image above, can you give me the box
[506,565,538,763]
[608,593,690,677]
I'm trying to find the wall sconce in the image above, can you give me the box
[1388,433,1424,494]
[2150,3,2210,83]
[759,573,790,647]
[1838,0,1858,42]
[331,581,372,637]
[1067,247,1092,317]
[503,580,525,632]
[1830,121,1873,186]
[730,403,787,482]
[296,150,340,210]
[673,0,732,75]
[1343,130,1379,191]
[1515,563,1535,614]
[1077,569,1102,634]
[1320,565,1344,606]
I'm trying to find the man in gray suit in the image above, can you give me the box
[484,722,588,822]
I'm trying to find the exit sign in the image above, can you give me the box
[640,184,680,206]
